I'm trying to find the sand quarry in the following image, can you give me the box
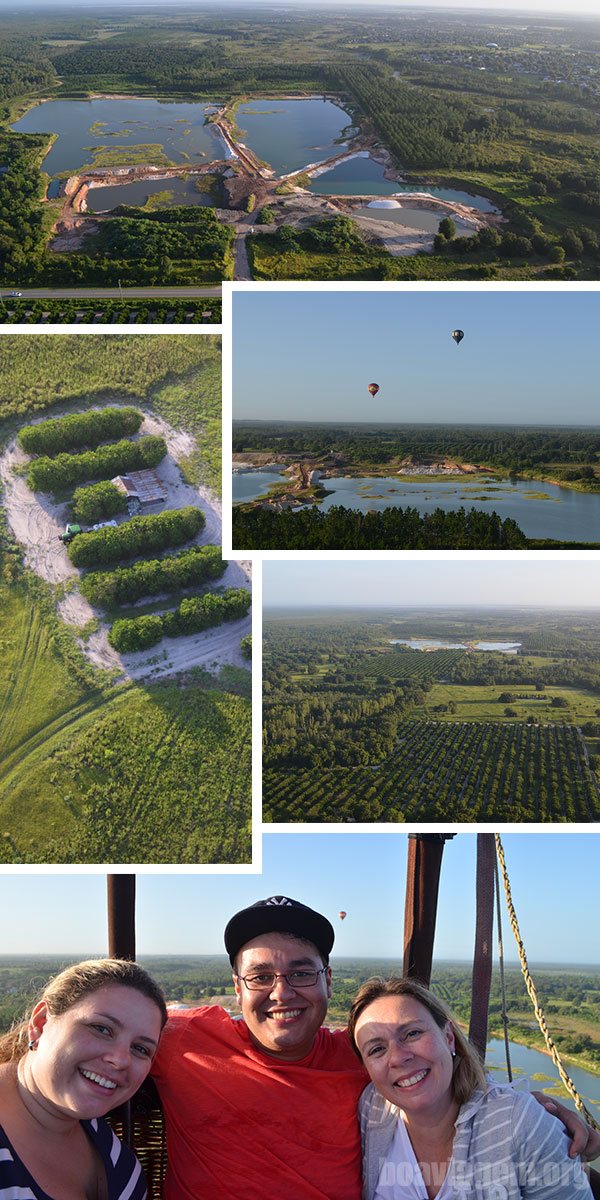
[0,408,251,684]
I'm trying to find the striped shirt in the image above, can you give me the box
[0,1116,147,1200]
[359,1079,593,1200]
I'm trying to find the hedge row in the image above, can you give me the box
[72,481,129,524]
[108,588,251,652]
[80,544,225,608]
[68,506,204,568]
[27,436,166,494]
[19,406,143,456]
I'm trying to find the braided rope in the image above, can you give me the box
[495,833,599,1132]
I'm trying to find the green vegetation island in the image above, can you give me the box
[1,956,599,1085]
[232,421,600,549]
[263,606,600,822]
[1,2,600,304]
[0,335,252,864]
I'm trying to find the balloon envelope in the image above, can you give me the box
[451,329,464,346]
[367,383,379,397]
[338,911,347,920]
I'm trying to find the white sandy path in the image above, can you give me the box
[0,406,251,683]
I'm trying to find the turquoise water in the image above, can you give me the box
[233,468,287,501]
[12,98,223,174]
[235,97,351,175]
[309,155,399,195]
[85,175,215,211]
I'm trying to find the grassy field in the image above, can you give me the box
[0,335,251,864]
[419,681,600,724]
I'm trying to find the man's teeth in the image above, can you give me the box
[80,1069,117,1090]
[268,1010,303,1021]
[395,1069,428,1088]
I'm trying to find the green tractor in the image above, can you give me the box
[58,523,83,545]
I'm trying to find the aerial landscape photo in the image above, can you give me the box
[1,0,600,322]
[231,287,600,551]
[0,334,252,864]
[262,560,600,822]
[1,831,599,1185]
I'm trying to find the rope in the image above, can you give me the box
[493,848,513,1083]
[495,833,599,1132]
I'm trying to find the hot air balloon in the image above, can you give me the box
[367,383,379,397]
[338,911,347,921]
[451,330,464,347]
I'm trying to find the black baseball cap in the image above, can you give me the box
[224,896,335,966]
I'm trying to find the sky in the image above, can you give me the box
[263,559,600,610]
[0,833,597,964]
[233,291,600,427]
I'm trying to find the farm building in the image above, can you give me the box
[111,470,167,505]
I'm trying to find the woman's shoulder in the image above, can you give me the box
[84,1119,147,1198]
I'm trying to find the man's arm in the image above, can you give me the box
[532,1091,600,1161]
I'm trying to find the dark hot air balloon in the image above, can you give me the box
[451,329,464,347]
[367,383,379,397]
[338,911,347,921]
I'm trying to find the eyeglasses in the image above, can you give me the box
[237,967,328,992]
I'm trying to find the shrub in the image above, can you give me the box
[68,506,204,567]
[18,407,142,455]
[108,614,163,652]
[80,544,224,607]
[72,481,129,524]
[108,587,251,651]
[27,436,167,494]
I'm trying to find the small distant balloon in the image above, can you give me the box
[451,329,464,347]
[338,911,347,921]
[367,383,379,397]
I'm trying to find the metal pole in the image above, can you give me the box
[107,875,136,960]
[469,834,495,1060]
[403,834,455,986]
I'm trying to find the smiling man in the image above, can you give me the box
[151,896,600,1200]
[151,896,367,1200]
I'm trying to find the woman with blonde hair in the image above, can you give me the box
[0,957,167,1200]
[348,976,593,1200]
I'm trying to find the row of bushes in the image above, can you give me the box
[18,406,143,457]
[72,481,129,524]
[27,436,166,495]
[80,544,225,608]
[108,587,251,652]
[68,507,204,568]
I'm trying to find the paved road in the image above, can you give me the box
[0,287,222,300]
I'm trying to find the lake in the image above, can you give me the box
[309,154,400,195]
[12,98,224,175]
[486,1036,600,1163]
[232,467,287,501]
[354,203,478,235]
[390,638,522,653]
[313,475,600,541]
[85,175,215,212]
[235,97,351,175]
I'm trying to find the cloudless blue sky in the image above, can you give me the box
[263,559,600,610]
[233,291,599,426]
[0,834,597,963]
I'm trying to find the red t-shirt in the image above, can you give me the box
[151,1006,367,1200]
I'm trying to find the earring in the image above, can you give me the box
[451,1050,456,1057]
[28,1039,38,1051]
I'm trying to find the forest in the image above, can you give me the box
[1,955,598,1080]
[262,607,600,822]
[232,421,600,486]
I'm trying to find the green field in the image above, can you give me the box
[0,335,251,864]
